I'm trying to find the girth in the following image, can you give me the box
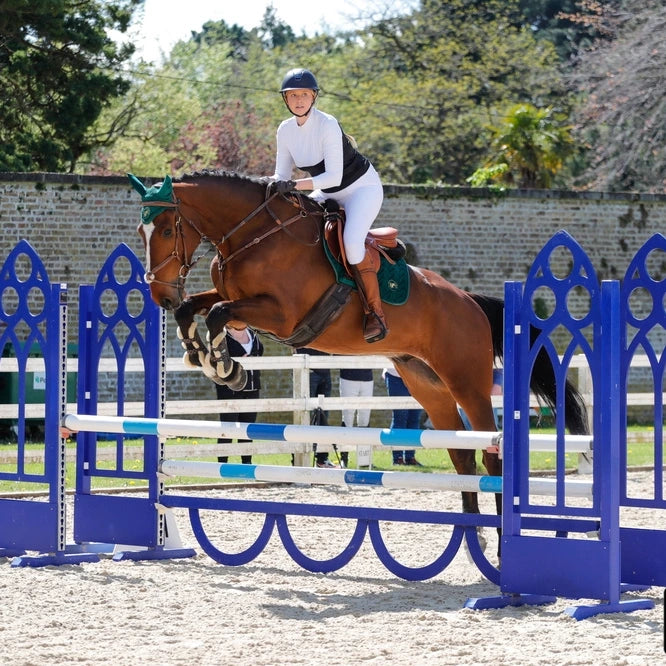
[260,281,353,348]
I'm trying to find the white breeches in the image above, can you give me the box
[339,378,374,427]
[311,165,383,265]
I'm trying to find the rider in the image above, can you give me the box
[271,67,388,343]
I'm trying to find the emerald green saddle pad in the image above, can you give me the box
[323,239,410,306]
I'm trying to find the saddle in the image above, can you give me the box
[322,200,406,277]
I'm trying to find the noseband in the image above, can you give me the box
[142,206,191,300]
[141,187,321,298]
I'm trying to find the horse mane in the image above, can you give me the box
[176,169,264,186]
[175,169,325,215]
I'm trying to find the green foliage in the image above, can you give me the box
[466,164,509,187]
[519,0,615,60]
[0,0,142,172]
[339,0,568,184]
[473,103,574,188]
[81,1,570,183]
[69,0,663,194]
[192,19,252,60]
[257,4,297,48]
[87,34,279,176]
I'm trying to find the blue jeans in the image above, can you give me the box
[385,373,422,463]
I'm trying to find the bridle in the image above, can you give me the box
[141,187,323,299]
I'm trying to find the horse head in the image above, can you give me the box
[129,173,206,310]
[131,171,324,312]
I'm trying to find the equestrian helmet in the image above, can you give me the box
[280,68,319,92]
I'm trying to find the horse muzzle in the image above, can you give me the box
[159,295,179,311]
[144,272,185,310]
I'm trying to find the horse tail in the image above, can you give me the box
[469,293,589,436]
[468,293,504,362]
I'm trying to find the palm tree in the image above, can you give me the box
[470,103,575,188]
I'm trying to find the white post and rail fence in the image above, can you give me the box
[0,353,656,469]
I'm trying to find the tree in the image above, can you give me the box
[192,19,252,60]
[82,0,582,187]
[339,0,569,184]
[519,0,615,61]
[0,0,142,172]
[468,103,574,188]
[86,33,280,177]
[168,101,275,175]
[568,1,666,192]
[257,4,297,49]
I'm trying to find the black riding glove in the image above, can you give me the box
[272,179,297,194]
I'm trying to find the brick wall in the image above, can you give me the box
[2,173,665,416]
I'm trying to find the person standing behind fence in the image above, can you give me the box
[339,365,374,467]
[383,365,423,466]
[216,325,263,464]
[295,347,338,468]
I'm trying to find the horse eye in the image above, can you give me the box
[162,227,173,238]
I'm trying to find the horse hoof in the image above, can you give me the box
[182,351,203,369]
[477,528,488,553]
[224,363,248,391]
[464,527,488,564]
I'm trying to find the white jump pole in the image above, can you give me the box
[159,460,594,499]
[63,414,593,454]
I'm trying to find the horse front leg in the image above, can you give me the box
[173,290,231,383]
[204,294,290,391]
[174,303,208,369]
[447,449,481,514]
[204,301,247,391]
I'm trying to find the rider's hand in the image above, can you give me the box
[272,179,297,194]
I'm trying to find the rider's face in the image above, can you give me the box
[285,89,316,115]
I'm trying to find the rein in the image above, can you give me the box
[216,190,321,270]
[142,188,323,294]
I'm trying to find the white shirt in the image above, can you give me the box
[228,328,254,355]
[273,108,344,191]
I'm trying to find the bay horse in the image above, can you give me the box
[130,170,588,521]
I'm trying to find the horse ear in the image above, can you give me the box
[127,173,147,196]
[155,175,173,200]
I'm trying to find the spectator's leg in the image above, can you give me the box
[386,373,409,465]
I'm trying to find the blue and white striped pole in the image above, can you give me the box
[158,460,593,498]
[63,414,593,453]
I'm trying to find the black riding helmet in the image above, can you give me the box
[280,68,319,117]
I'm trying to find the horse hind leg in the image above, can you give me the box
[392,356,501,556]
[453,394,504,554]
[455,391,502,517]
[443,355,503,502]
[390,356,482,515]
